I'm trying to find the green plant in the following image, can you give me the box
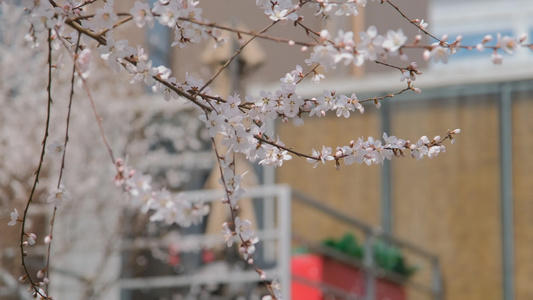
[323,233,418,278]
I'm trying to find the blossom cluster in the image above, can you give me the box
[304,26,410,70]
[215,154,260,262]
[222,217,259,260]
[477,33,528,64]
[307,130,460,168]
[256,0,368,21]
[113,158,210,227]
[193,62,449,172]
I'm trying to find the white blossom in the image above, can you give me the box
[130,1,154,28]
[8,209,19,226]
[498,34,519,54]
[383,28,407,53]
[358,26,385,61]
[430,44,451,63]
[47,185,70,207]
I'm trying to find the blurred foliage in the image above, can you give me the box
[323,233,418,278]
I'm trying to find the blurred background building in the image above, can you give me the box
[1,0,533,299]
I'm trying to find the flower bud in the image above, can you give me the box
[320,29,329,41]
[482,35,493,43]
[423,49,431,61]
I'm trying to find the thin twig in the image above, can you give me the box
[384,0,447,46]
[197,20,280,95]
[20,29,54,300]
[43,31,82,295]
[357,86,411,104]
[181,17,315,47]
[99,15,133,36]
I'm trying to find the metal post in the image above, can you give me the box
[499,83,515,300]
[278,185,292,300]
[363,233,375,300]
[263,186,276,263]
[146,0,170,68]
[432,258,443,300]
[263,122,277,262]
[381,100,393,235]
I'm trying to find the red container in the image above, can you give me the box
[291,254,324,300]
[291,254,406,300]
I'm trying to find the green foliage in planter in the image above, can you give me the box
[323,233,417,278]
[373,240,418,278]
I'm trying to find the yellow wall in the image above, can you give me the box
[277,108,381,243]
[512,91,533,300]
[390,94,502,300]
[277,87,533,300]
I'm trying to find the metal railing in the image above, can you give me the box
[119,185,293,299]
[292,189,444,300]
[119,184,443,300]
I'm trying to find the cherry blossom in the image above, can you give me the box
[46,141,65,158]
[429,44,451,63]
[307,146,335,168]
[257,0,299,21]
[419,19,428,31]
[305,44,340,70]
[383,28,407,53]
[27,1,55,32]
[259,144,293,167]
[98,36,135,73]
[26,233,36,245]
[222,222,235,247]
[76,48,92,79]
[92,2,118,32]
[8,209,19,226]
[130,1,154,28]
[336,1,363,16]
[498,34,520,54]
[492,52,504,64]
[235,216,260,259]
[358,26,385,61]
[47,185,70,207]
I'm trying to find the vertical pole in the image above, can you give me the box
[146,0,170,68]
[228,22,241,95]
[278,185,292,300]
[499,83,515,300]
[364,233,375,300]
[432,258,443,300]
[263,121,277,263]
[381,100,393,235]
[263,184,276,263]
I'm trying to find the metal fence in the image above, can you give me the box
[119,184,443,300]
